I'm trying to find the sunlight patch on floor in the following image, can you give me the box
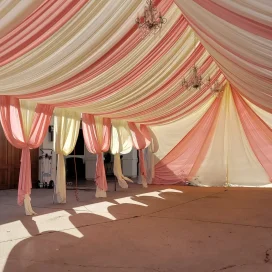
[114,196,148,207]
[73,201,117,220]
[33,210,83,238]
[160,189,183,193]
[0,221,31,242]
[136,191,166,199]
[0,187,184,266]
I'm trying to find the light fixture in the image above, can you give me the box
[181,65,203,90]
[181,33,210,91]
[136,0,167,38]
[210,80,223,96]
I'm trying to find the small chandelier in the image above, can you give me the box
[210,80,223,96]
[181,34,210,91]
[136,0,167,38]
[181,65,203,90]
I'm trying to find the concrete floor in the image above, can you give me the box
[1,184,272,272]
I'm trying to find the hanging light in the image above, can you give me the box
[181,65,203,89]
[136,0,167,38]
[210,80,223,96]
[181,33,210,91]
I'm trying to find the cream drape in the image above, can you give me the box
[193,87,228,186]
[20,100,37,215]
[110,120,133,188]
[227,86,270,186]
[20,100,37,141]
[153,83,271,187]
[245,98,272,129]
[0,0,154,94]
[175,0,272,110]
[151,97,215,164]
[0,0,44,39]
[54,109,80,203]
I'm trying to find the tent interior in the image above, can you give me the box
[0,0,271,216]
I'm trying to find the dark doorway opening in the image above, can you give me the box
[66,129,85,181]
[104,152,114,177]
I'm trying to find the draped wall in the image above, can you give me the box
[0,0,271,214]
[153,84,272,187]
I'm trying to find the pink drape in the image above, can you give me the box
[192,0,272,40]
[98,44,208,117]
[241,93,272,115]
[82,114,111,191]
[232,88,272,181]
[0,0,89,65]
[128,123,151,179]
[154,95,222,184]
[0,96,54,204]
[53,15,187,107]
[116,57,219,124]
[19,0,173,99]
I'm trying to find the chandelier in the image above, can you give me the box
[210,80,223,96]
[181,34,210,91]
[136,0,167,37]
[181,65,203,90]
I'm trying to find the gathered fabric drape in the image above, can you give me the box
[140,125,156,184]
[191,0,272,40]
[54,109,80,203]
[0,0,44,39]
[233,88,272,181]
[175,0,272,110]
[153,83,271,187]
[245,98,272,129]
[0,96,54,214]
[0,0,271,194]
[154,94,222,184]
[128,122,151,187]
[0,0,89,65]
[110,120,133,188]
[82,114,111,197]
[0,1,226,127]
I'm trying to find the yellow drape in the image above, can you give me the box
[54,109,80,203]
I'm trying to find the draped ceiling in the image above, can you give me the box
[0,0,272,208]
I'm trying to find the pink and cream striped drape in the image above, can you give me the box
[154,95,222,184]
[233,88,272,181]
[0,96,54,205]
[82,114,111,193]
[128,123,151,186]
[0,0,89,65]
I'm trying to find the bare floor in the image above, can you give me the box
[1,184,272,272]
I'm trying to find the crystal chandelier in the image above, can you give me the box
[210,80,223,96]
[136,0,167,38]
[181,65,203,90]
[181,34,210,91]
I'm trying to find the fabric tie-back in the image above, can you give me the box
[54,109,80,203]
[140,124,155,183]
[110,120,133,189]
[232,88,272,181]
[128,122,151,187]
[0,96,54,214]
[0,2,226,127]
[154,94,222,184]
[82,114,111,197]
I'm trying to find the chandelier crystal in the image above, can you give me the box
[136,0,167,37]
